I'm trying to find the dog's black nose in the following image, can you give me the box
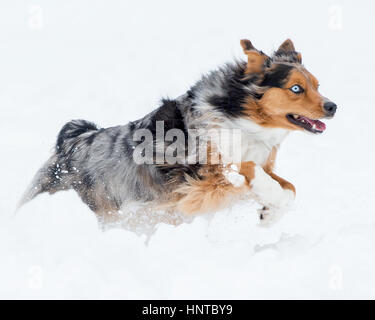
[323,101,337,117]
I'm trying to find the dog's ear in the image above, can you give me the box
[276,39,302,63]
[240,39,268,74]
[277,39,296,52]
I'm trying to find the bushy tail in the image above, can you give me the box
[17,154,59,210]
[56,119,98,153]
[17,119,99,210]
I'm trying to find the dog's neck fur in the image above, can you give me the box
[225,118,289,165]
[179,61,289,166]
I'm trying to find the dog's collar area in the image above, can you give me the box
[286,114,326,134]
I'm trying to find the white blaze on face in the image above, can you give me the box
[251,166,294,208]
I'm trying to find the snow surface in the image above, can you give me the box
[1,0,375,299]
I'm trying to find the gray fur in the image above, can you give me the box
[20,53,300,217]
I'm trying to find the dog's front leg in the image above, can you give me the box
[267,172,296,194]
[257,170,296,227]
[239,162,295,226]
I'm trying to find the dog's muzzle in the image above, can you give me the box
[323,101,337,118]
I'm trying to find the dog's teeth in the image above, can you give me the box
[293,115,298,119]
[312,124,316,130]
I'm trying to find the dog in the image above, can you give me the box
[19,39,337,227]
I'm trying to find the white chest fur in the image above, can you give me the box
[228,118,289,166]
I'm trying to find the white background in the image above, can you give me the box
[1,0,375,299]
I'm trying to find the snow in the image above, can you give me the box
[1,0,375,299]
[223,165,245,188]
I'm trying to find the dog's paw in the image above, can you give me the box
[256,185,295,210]
[257,189,294,227]
[258,206,286,227]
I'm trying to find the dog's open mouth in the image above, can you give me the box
[286,114,326,134]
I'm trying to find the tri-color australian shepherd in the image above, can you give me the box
[20,39,337,227]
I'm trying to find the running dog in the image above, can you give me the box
[20,39,337,226]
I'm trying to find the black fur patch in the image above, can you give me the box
[207,64,251,118]
[260,64,293,88]
[186,89,195,100]
[56,120,98,152]
[147,99,187,134]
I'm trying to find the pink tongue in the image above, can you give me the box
[301,116,326,131]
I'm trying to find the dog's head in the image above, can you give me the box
[241,39,337,134]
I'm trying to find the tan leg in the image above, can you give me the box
[263,146,296,195]
[267,172,296,195]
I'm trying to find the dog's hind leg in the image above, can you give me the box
[172,165,250,215]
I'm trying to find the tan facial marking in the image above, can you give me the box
[243,67,326,131]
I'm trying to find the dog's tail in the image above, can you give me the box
[17,154,60,210]
[17,119,99,210]
[55,119,99,153]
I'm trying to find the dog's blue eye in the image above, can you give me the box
[290,85,304,94]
